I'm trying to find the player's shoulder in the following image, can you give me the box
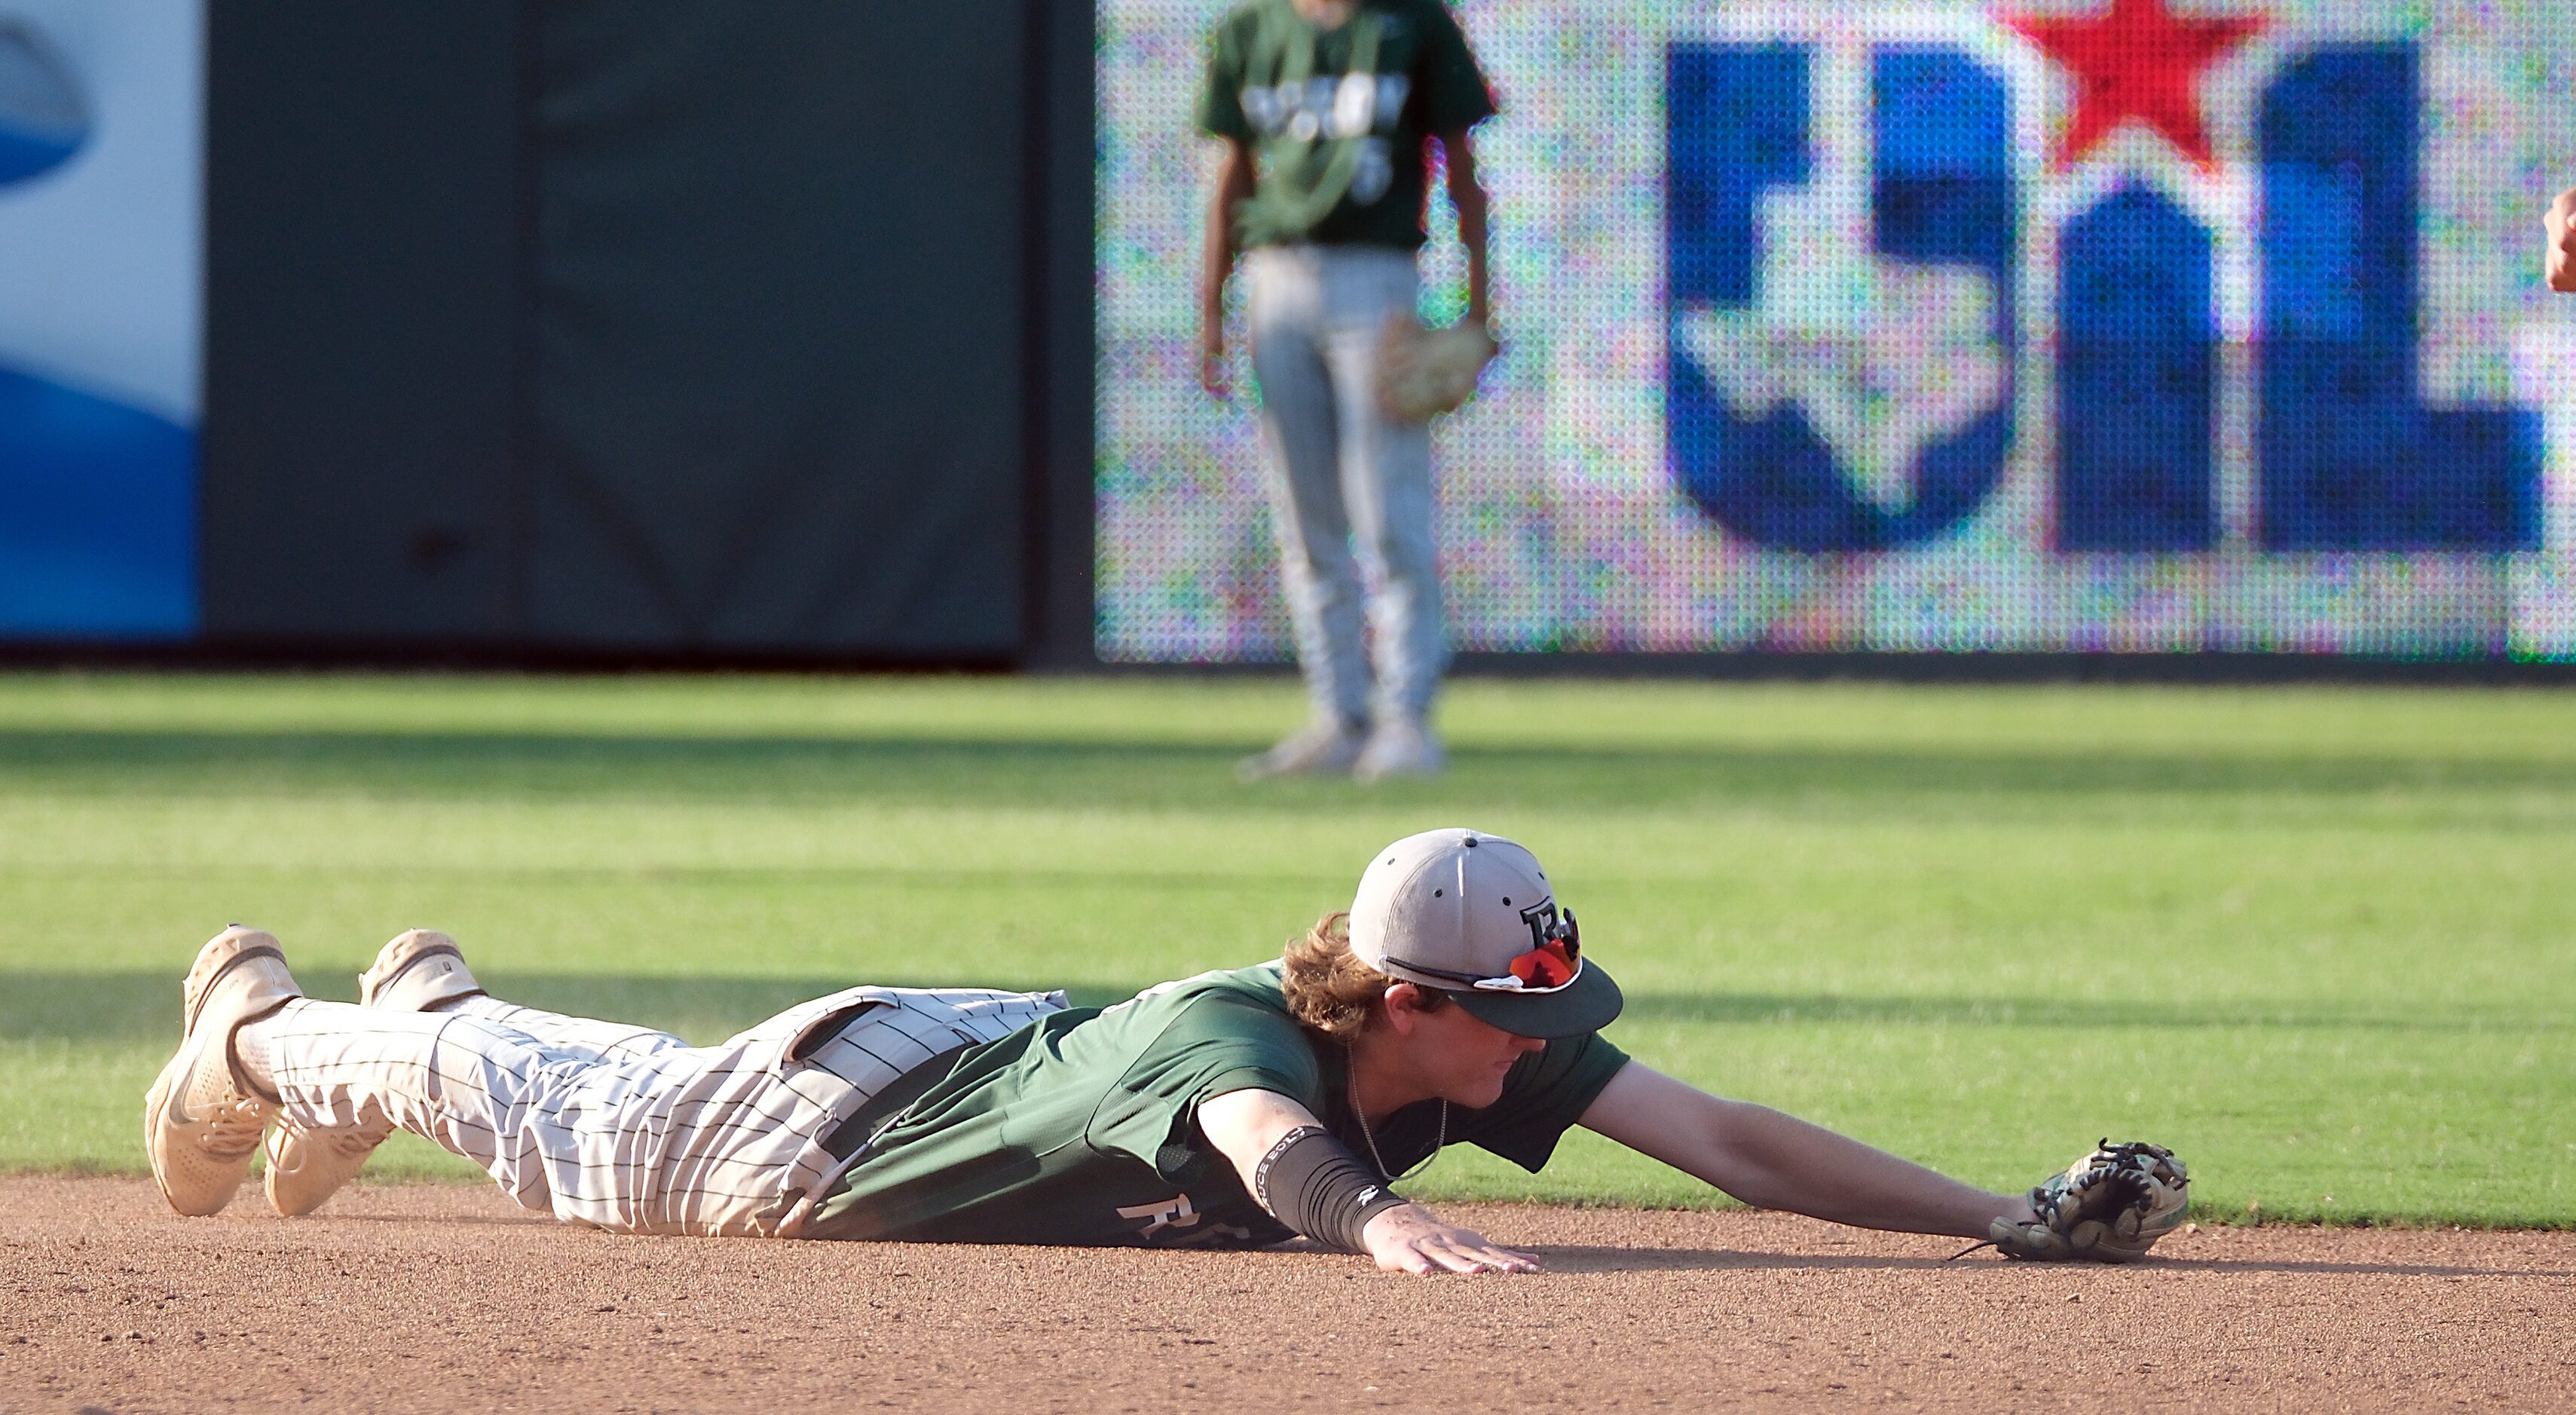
[1088,962,1320,1088]
[1097,961,1291,1028]
[1209,0,1275,42]
[1381,0,1472,36]
[1134,963,1311,1045]
[1152,962,1296,1027]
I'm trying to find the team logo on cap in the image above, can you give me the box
[1505,899,1583,990]
[1519,898,1569,952]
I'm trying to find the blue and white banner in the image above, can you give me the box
[1097,0,2576,659]
[0,0,198,637]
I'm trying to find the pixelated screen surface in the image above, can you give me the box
[1097,0,2576,659]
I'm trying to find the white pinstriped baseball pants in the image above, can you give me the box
[257,986,1066,1237]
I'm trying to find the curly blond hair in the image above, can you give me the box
[1280,912,1443,1040]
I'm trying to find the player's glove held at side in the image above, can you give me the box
[1376,314,1499,423]
[1988,1140,2189,1263]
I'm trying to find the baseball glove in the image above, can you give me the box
[1986,1139,2189,1263]
[1378,315,1498,423]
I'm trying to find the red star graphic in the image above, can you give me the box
[2005,0,2265,170]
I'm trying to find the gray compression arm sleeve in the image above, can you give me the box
[1251,1125,1410,1252]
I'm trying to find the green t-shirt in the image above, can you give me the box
[803,962,1628,1248]
[1197,0,1498,250]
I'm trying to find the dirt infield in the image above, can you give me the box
[2,1178,2568,1413]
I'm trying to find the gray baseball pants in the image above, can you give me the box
[1244,243,1446,726]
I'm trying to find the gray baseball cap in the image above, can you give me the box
[1347,827,1623,1040]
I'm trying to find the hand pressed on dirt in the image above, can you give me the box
[1363,1202,1541,1275]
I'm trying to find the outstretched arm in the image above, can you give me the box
[1580,1062,2033,1239]
[1198,1087,1538,1274]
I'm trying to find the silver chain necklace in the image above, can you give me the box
[1347,1068,1446,1183]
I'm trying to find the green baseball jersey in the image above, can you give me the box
[1197,0,1498,250]
[802,962,1628,1248]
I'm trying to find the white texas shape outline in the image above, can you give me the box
[1672,38,2009,518]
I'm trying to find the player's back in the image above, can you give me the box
[800,963,1317,1247]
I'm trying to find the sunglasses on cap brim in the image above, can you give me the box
[1382,909,1583,994]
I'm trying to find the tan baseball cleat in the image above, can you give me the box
[143,926,302,1217]
[357,928,485,1012]
[1352,714,1447,783]
[264,929,484,1217]
[1237,718,1369,782]
[262,1116,394,1218]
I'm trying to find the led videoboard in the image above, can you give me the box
[1098,0,2576,659]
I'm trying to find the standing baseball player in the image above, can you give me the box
[147,828,2187,1270]
[1201,0,1498,782]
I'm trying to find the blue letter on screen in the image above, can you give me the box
[2057,186,2217,551]
[2257,47,2537,550]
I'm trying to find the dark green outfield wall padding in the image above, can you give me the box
[199,0,1081,660]
[523,0,1028,652]
[201,1,525,642]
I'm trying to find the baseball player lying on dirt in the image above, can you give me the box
[145,829,2187,1273]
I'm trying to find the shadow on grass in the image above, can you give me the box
[1,727,2569,811]
[1612,994,2569,1031]
[0,970,1140,1044]
[7,971,2559,1044]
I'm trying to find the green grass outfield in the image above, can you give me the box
[2,671,2569,1227]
